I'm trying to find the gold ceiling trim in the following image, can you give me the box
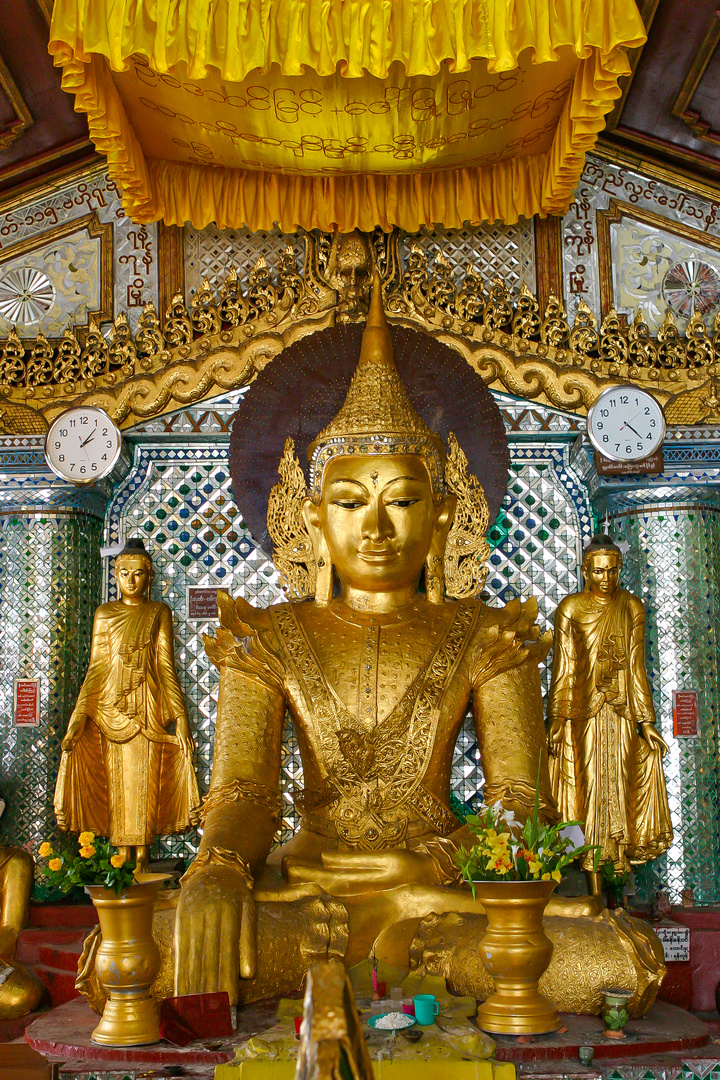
[0,55,33,151]
[1,229,718,429]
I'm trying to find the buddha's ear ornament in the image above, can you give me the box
[267,437,317,600]
[443,433,491,599]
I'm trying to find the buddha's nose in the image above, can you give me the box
[362,499,390,541]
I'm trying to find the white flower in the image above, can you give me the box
[491,800,519,829]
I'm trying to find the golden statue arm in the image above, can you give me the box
[175,664,285,1001]
[473,655,558,822]
[62,608,106,749]
[628,600,668,753]
[0,849,32,961]
[155,604,193,753]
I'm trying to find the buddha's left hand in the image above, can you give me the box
[640,721,669,756]
[283,847,440,895]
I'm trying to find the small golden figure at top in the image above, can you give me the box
[548,534,672,895]
[54,539,200,869]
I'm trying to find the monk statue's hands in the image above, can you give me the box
[283,847,439,896]
[61,712,88,751]
[175,864,256,1001]
[640,721,669,756]
[174,713,194,758]
[547,716,565,754]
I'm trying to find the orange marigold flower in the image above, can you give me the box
[48,858,62,872]
[79,845,95,859]
[110,853,126,869]
[38,842,53,858]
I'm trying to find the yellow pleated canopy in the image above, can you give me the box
[49,0,646,232]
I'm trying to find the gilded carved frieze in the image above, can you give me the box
[1,228,719,429]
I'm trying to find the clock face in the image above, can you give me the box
[45,406,122,484]
[587,388,666,463]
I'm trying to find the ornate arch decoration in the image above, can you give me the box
[0,230,717,430]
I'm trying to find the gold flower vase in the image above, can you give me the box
[85,873,169,1046]
[473,879,560,1036]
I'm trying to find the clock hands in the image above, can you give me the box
[621,421,642,438]
[79,423,97,450]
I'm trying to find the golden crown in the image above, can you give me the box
[307,272,446,498]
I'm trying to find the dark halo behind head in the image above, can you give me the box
[229,324,510,554]
[582,533,622,564]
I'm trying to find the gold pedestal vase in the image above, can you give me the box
[85,873,169,1046]
[473,879,560,1036]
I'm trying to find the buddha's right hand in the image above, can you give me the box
[175,865,256,1000]
[61,712,88,751]
[547,716,565,753]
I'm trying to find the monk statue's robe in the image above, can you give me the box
[55,599,199,846]
[548,586,672,872]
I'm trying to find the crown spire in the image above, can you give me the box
[307,271,446,497]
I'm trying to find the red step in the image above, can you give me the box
[16,905,97,1008]
[27,902,97,929]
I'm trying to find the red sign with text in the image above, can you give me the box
[673,691,699,738]
[187,587,219,621]
[13,679,40,727]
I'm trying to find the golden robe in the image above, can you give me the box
[548,588,672,872]
[55,600,200,846]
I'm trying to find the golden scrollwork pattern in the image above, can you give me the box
[1,230,718,430]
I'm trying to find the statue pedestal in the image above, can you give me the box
[23,997,711,1077]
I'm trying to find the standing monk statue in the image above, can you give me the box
[54,539,200,868]
[548,534,672,895]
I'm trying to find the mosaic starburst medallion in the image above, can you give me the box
[0,267,55,325]
[662,259,720,318]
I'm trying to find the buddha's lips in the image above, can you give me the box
[358,550,397,563]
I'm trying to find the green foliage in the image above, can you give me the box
[37,833,136,897]
[603,1005,630,1030]
[453,759,598,895]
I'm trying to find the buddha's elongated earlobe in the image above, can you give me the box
[314,538,333,607]
[425,552,445,604]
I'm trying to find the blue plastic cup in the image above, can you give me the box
[413,994,439,1025]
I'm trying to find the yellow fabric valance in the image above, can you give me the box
[49,0,646,232]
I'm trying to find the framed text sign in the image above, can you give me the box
[673,691,699,738]
[13,679,40,727]
[655,924,690,963]
[186,587,219,621]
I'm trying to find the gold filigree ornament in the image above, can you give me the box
[444,432,490,599]
[267,436,316,600]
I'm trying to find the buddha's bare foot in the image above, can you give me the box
[238,896,349,1004]
[410,908,665,1017]
[78,892,350,1014]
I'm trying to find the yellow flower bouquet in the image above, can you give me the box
[37,833,136,896]
[454,771,597,894]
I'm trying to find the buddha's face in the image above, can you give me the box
[116,556,152,602]
[583,551,621,598]
[305,454,454,596]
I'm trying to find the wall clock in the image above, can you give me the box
[45,406,122,484]
[587,387,666,463]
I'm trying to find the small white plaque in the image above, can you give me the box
[655,924,690,962]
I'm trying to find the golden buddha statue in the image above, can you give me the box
[548,534,672,895]
[54,539,200,868]
[164,276,665,1018]
[0,837,44,1018]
